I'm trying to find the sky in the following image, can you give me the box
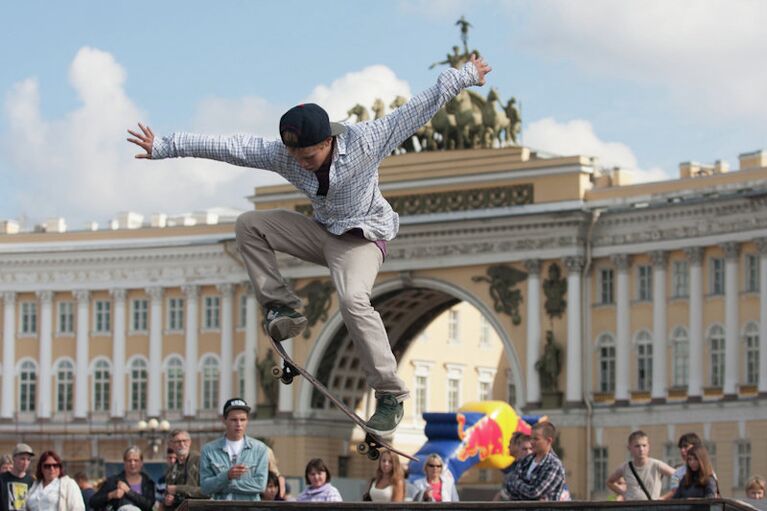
[2,0,766,230]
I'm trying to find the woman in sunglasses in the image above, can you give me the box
[26,451,85,511]
[412,454,459,502]
[90,446,156,511]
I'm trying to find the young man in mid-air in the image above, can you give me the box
[127,54,491,436]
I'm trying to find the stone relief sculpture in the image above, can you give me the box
[472,264,528,325]
[543,263,567,320]
[535,330,562,392]
[295,280,335,339]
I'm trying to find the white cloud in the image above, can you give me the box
[525,117,671,183]
[304,65,412,122]
[517,0,767,121]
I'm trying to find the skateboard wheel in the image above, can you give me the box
[367,448,380,461]
[356,442,370,455]
[271,366,282,379]
[281,374,294,385]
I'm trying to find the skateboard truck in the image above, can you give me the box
[271,360,299,385]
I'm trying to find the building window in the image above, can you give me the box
[709,325,725,387]
[56,360,74,412]
[94,300,111,334]
[415,376,427,417]
[593,447,608,492]
[58,301,74,335]
[447,378,460,412]
[237,357,245,398]
[19,361,37,412]
[672,261,689,298]
[238,294,247,328]
[636,331,653,391]
[704,441,717,469]
[168,298,184,331]
[671,327,689,387]
[131,299,148,332]
[447,309,460,344]
[93,360,110,412]
[166,357,184,411]
[479,315,491,348]
[600,268,614,304]
[744,323,759,386]
[736,441,751,488]
[477,369,495,401]
[478,380,491,401]
[710,257,725,295]
[20,302,37,335]
[507,379,517,407]
[204,296,220,330]
[637,265,652,301]
[745,254,759,292]
[129,359,148,412]
[201,356,220,411]
[598,334,616,393]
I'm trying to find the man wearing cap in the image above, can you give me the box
[128,54,492,436]
[0,443,35,510]
[199,399,268,501]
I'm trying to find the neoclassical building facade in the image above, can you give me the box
[1,146,766,498]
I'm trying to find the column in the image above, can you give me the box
[722,242,740,398]
[37,291,53,419]
[218,283,234,408]
[182,285,198,417]
[244,283,258,411]
[146,287,163,417]
[110,288,127,417]
[757,239,767,396]
[73,290,90,419]
[685,247,704,401]
[564,256,584,405]
[278,338,294,414]
[612,254,631,405]
[524,259,542,407]
[1,292,16,419]
[650,251,668,403]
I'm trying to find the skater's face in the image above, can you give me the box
[286,137,332,171]
[307,469,327,488]
[223,410,248,440]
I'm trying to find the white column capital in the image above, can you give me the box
[564,256,585,273]
[73,290,90,304]
[649,250,668,268]
[110,288,127,301]
[756,238,767,255]
[145,286,164,302]
[611,253,631,271]
[684,247,705,265]
[216,283,235,296]
[181,284,199,300]
[1,291,15,305]
[721,241,740,260]
[36,290,54,304]
[524,259,541,275]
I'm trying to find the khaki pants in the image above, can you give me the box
[235,209,409,401]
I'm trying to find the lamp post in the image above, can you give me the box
[136,417,171,458]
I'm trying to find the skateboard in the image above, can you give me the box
[268,336,417,462]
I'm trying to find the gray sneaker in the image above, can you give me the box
[264,304,307,341]
[366,395,404,437]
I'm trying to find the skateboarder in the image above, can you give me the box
[127,54,492,436]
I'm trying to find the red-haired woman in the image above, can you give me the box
[26,451,84,511]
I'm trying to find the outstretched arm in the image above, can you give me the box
[127,123,155,159]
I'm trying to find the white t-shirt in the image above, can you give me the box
[225,438,245,464]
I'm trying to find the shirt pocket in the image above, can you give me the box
[209,461,228,475]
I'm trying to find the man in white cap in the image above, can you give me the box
[0,443,34,510]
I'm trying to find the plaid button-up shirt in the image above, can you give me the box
[502,451,566,501]
[152,62,480,241]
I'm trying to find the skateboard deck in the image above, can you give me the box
[268,336,417,462]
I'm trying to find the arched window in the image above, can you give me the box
[129,358,148,412]
[166,357,184,411]
[56,360,74,412]
[92,359,111,412]
[201,356,220,411]
[636,331,653,392]
[709,325,725,387]
[744,323,759,386]
[19,360,37,412]
[671,327,689,387]
[597,334,615,393]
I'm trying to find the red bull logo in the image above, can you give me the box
[456,414,505,462]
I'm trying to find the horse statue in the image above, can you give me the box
[345,104,369,123]
[372,98,386,120]
[447,90,484,149]
[479,87,510,147]
[389,96,435,153]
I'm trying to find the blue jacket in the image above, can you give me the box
[199,436,269,501]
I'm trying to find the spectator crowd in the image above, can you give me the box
[1,400,764,509]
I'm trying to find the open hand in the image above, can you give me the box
[127,122,155,159]
[470,53,492,86]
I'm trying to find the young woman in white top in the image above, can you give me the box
[364,449,404,502]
